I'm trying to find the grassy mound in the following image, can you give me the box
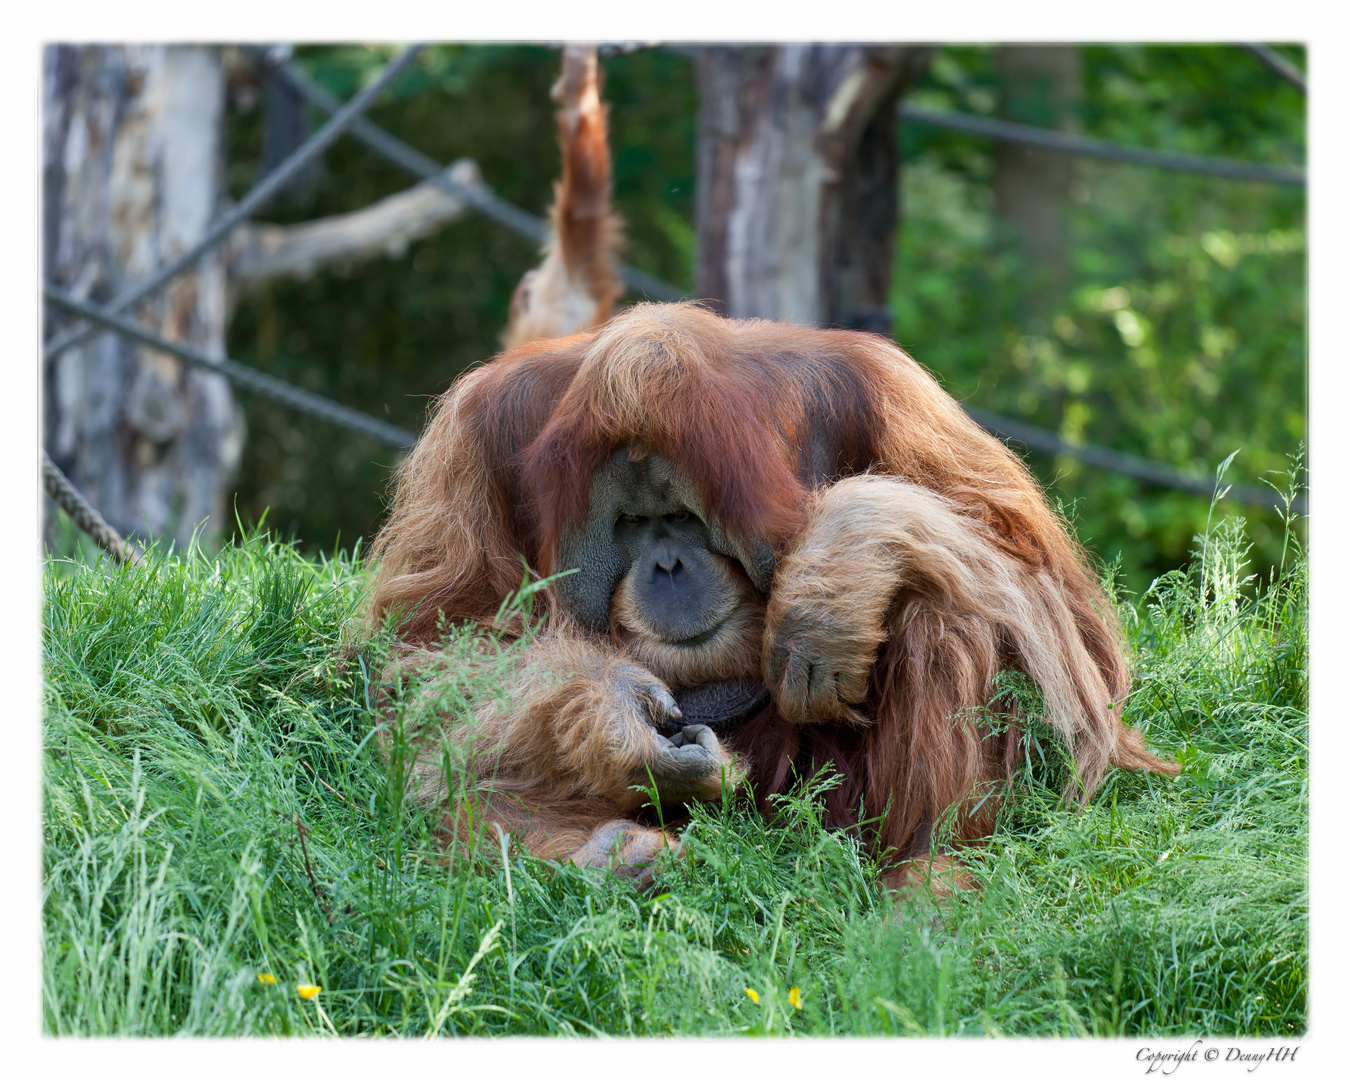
[41,512,1306,1036]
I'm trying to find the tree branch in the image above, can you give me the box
[227,159,483,292]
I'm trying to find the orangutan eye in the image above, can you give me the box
[668,510,689,523]
[618,513,641,525]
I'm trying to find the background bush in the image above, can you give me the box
[220,44,1305,594]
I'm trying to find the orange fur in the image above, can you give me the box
[502,44,624,350]
[369,302,1177,887]
[378,622,734,881]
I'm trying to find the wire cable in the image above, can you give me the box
[269,57,686,302]
[44,285,417,449]
[1241,43,1307,94]
[45,276,1301,513]
[43,44,427,364]
[965,406,1305,514]
[899,103,1305,186]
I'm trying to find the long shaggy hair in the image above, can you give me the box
[371,302,1175,874]
[501,45,624,350]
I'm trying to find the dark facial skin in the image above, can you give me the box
[612,507,724,642]
[553,447,777,731]
[554,447,772,638]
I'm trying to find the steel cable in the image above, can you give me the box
[965,407,1305,514]
[43,44,427,364]
[46,280,1300,514]
[899,103,1305,186]
[269,57,686,301]
[44,285,417,448]
[1241,44,1306,94]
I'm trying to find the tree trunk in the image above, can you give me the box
[43,44,244,549]
[693,44,930,331]
[993,44,1083,322]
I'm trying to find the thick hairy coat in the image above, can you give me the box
[501,45,623,350]
[370,302,1175,886]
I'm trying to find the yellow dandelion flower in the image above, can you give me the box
[744,987,760,1004]
[257,973,277,985]
[789,986,803,1010]
[297,983,322,1000]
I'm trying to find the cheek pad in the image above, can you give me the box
[554,520,631,632]
[554,449,773,628]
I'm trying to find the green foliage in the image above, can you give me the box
[222,45,1303,593]
[43,509,1305,1036]
[897,45,1305,590]
[224,45,695,551]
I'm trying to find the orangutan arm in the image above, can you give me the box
[764,473,1139,753]
[762,477,905,724]
[389,630,741,815]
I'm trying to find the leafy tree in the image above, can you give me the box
[224,44,1305,591]
[895,44,1305,588]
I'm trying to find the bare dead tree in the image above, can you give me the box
[693,44,932,332]
[42,44,471,549]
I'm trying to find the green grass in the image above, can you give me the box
[41,507,1306,1037]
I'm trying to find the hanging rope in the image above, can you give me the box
[42,450,131,563]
